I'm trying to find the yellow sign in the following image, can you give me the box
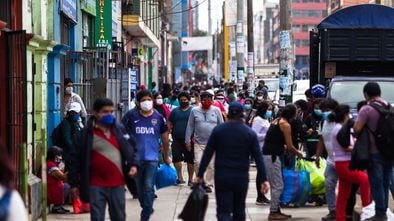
[138,48,145,56]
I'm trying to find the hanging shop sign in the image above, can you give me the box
[81,0,96,16]
[95,0,112,49]
[61,0,77,22]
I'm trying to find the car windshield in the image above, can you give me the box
[264,79,279,92]
[329,81,394,108]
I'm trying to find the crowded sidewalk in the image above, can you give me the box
[43,167,328,221]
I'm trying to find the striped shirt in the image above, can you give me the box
[90,128,125,187]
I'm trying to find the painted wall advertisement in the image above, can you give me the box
[81,0,96,16]
[95,0,112,49]
[60,0,77,22]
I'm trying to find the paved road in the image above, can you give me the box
[42,166,329,221]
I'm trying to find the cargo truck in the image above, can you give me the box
[310,4,394,110]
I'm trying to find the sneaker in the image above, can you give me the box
[256,196,270,205]
[361,201,376,221]
[51,206,67,214]
[204,186,213,193]
[176,179,186,185]
[60,206,70,213]
[321,211,336,221]
[278,209,292,218]
[187,180,193,187]
[365,215,387,221]
[268,212,289,220]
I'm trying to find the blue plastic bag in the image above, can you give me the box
[155,164,177,189]
[280,169,311,205]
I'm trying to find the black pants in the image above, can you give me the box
[215,176,249,221]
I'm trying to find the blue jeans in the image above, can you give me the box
[89,186,125,221]
[136,161,158,221]
[368,153,393,217]
[215,176,249,221]
[324,163,337,213]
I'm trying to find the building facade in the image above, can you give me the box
[292,0,327,78]
[328,0,394,14]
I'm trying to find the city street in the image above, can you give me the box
[44,168,328,221]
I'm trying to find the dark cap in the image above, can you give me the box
[228,102,244,119]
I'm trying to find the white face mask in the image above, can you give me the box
[156,99,163,105]
[65,87,73,95]
[140,100,153,112]
[257,96,263,100]
[190,97,196,104]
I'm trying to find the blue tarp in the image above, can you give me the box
[318,4,394,29]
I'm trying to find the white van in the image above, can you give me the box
[292,80,309,102]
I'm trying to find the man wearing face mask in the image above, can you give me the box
[62,78,87,121]
[59,102,83,171]
[185,91,224,192]
[122,90,171,221]
[69,98,138,221]
[168,92,194,186]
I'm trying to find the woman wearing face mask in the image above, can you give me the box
[59,102,83,171]
[62,78,87,121]
[47,146,70,214]
[153,93,170,120]
[303,99,324,159]
[251,101,273,205]
[243,98,256,126]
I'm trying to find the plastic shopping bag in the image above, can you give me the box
[280,168,311,205]
[297,159,326,195]
[73,196,90,214]
[155,164,177,189]
[178,184,208,221]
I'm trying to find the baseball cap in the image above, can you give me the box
[228,102,244,119]
[68,102,81,113]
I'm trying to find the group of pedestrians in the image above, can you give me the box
[11,78,393,221]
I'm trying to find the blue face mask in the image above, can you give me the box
[265,110,273,119]
[322,111,331,121]
[314,109,323,116]
[244,104,252,110]
[70,114,80,122]
[98,114,115,126]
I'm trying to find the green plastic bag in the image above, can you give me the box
[296,159,326,195]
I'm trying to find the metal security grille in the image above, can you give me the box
[66,42,127,118]
[7,30,27,194]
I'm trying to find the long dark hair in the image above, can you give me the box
[280,104,297,122]
[334,104,350,123]
[0,139,14,188]
[255,101,269,119]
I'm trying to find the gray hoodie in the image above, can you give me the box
[185,106,224,145]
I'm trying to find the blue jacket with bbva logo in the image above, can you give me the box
[122,108,168,162]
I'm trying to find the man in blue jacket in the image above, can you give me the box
[69,98,138,221]
[196,102,270,221]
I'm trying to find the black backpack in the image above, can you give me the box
[52,121,63,147]
[369,101,394,161]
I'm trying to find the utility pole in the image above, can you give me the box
[223,0,229,82]
[247,0,254,94]
[279,0,293,106]
[236,0,244,87]
[208,0,213,84]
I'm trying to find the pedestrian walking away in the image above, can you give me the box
[168,91,194,186]
[185,91,224,192]
[195,102,270,221]
[122,90,171,221]
[354,82,394,221]
[68,98,138,221]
